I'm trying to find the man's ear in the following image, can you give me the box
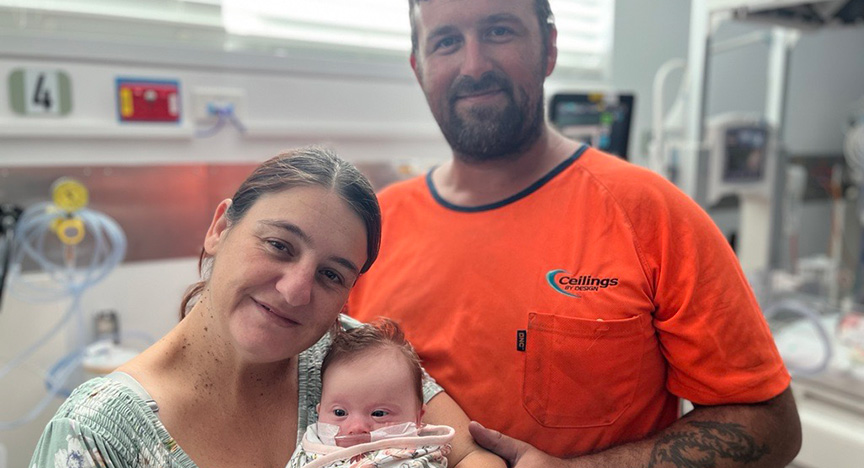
[545,26,558,77]
[203,199,232,255]
[316,403,321,414]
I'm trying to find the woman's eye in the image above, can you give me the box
[267,239,291,254]
[320,269,344,285]
[371,410,388,418]
[333,409,347,417]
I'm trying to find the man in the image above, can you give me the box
[348,0,802,466]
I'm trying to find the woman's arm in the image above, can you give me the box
[32,418,126,468]
[424,391,507,468]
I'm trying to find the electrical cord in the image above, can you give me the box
[195,104,247,138]
[0,204,23,313]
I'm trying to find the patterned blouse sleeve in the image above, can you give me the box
[30,418,124,468]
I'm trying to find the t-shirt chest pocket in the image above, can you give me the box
[522,312,649,428]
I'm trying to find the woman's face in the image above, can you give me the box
[203,185,368,363]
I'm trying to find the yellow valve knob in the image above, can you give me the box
[52,178,89,212]
[55,217,85,245]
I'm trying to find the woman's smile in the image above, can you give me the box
[252,297,301,328]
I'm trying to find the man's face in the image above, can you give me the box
[411,0,556,162]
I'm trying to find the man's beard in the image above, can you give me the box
[436,71,544,163]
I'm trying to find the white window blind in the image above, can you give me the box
[222,0,412,52]
[0,0,221,27]
[0,0,615,76]
[552,0,615,74]
[221,0,616,76]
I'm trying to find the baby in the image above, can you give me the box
[287,319,454,468]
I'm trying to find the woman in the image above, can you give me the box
[31,147,502,468]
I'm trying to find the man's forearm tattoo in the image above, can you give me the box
[645,421,769,467]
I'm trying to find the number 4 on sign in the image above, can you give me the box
[8,69,72,116]
[26,70,59,114]
[32,73,53,110]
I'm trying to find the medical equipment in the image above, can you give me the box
[704,115,778,273]
[549,93,635,160]
[668,4,864,466]
[193,87,248,138]
[844,101,864,182]
[653,1,863,276]
[0,204,22,312]
[765,298,834,375]
[649,58,690,183]
[783,164,809,273]
[844,98,864,300]
[731,0,864,28]
[195,101,247,138]
[837,307,864,372]
[317,422,422,448]
[0,178,127,431]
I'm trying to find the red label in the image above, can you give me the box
[117,79,180,122]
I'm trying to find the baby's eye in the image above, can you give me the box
[371,410,389,418]
[333,409,347,417]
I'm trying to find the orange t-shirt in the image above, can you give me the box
[348,147,789,457]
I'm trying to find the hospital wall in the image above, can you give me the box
[2,1,864,466]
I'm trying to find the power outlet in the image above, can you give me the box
[192,87,246,124]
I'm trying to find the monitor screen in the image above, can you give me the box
[549,93,635,160]
[723,125,768,182]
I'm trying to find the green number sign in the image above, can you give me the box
[8,68,73,116]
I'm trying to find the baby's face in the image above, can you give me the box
[318,347,423,435]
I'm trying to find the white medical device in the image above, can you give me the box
[704,114,775,205]
[704,115,776,272]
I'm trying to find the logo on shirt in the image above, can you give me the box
[546,269,620,297]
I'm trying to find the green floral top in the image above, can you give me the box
[30,316,443,468]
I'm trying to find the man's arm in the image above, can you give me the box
[470,386,801,468]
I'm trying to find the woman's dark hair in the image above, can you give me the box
[322,319,424,406]
[180,146,381,318]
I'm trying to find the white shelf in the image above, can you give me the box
[241,120,443,141]
[0,120,443,142]
[0,121,196,140]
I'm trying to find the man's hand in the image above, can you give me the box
[468,421,572,468]
[468,387,801,468]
